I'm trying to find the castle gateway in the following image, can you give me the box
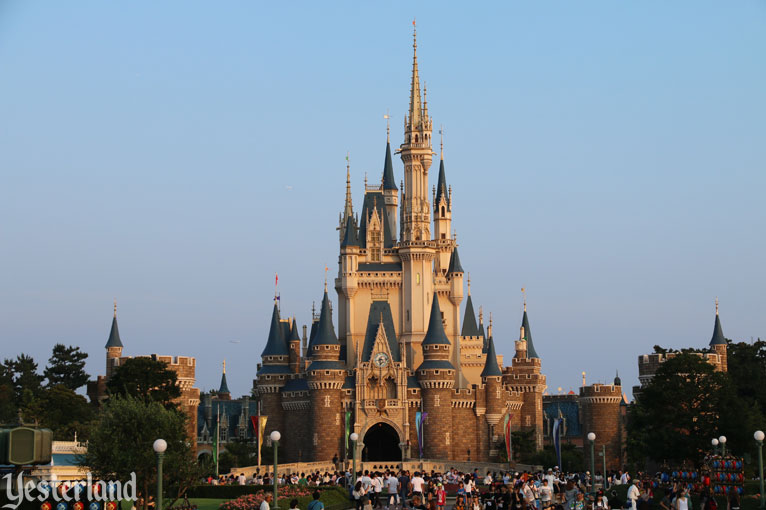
[253,27,547,463]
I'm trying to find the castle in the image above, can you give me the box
[251,27,547,463]
[87,302,201,442]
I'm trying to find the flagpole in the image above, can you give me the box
[215,404,220,478]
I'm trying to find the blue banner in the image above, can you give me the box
[415,411,427,458]
[552,418,563,469]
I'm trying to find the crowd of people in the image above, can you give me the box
[205,467,743,510]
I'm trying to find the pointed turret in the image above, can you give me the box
[461,294,479,337]
[341,215,359,247]
[312,291,339,346]
[105,302,123,348]
[447,246,464,274]
[382,142,397,191]
[217,360,231,400]
[522,308,540,359]
[422,293,451,346]
[434,159,449,212]
[613,371,622,386]
[261,303,289,357]
[709,298,726,346]
[481,336,502,378]
[478,307,486,338]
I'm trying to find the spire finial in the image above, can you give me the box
[312,301,316,318]
[439,126,444,160]
[467,272,471,296]
[324,264,329,291]
[582,371,587,387]
[384,111,391,143]
[715,296,719,315]
[522,287,527,312]
[274,273,279,302]
[223,359,226,374]
[478,306,483,324]
[343,152,353,219]
[408,18,422,128]
[488,312,493,337]
[364,172,367,188]
[113,299,117,318]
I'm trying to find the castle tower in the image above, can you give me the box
[217,360,231,401]
[399,22,436,369]
[433,150,453,274]
[288,318,302,374]
[417,293,455,459]
[339,214,360,365]
[508,299,546,448]
[381,133,398,237]
[481,335,504,460]
[307,289,345,461]
[447,246,464,386]
[255,302,290,445]
[709,298,728,372]
[579,378,624,471]
[105,300,123,379]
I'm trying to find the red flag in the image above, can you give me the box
[275,273,278,285]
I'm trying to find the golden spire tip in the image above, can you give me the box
[113,299,117,318]
[223,359,226,374]
[715,296,719,315]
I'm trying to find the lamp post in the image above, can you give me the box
[270,431,281,510]
[712,438,719,456]
[153,439,167,510]
[755,430,765,510]
[587,433,596,494]
[350,433,359,487]
[719,435,727,457]
[602,444,607,490]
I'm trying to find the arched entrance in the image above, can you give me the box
[363,422,401,461]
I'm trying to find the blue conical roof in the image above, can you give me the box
[261,303,289,356]
[522,310,540,359]
[218,371,230,394]
[447,246,464,274]
[434,159,450,211]
[422,293,451,346]
[312,291,339,346]
[709,313,726,346]
[341,215,360,247]
[105,316,123,348]
[382,141,397,191]
[461,295,479,337]
[481,336,502,378]
[288,319,300,343]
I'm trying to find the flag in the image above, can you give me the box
[552,417,563,470]
[344,411,352,457]
[415,412,427,458]
[257,416,268,466]
[275,273,278,286]
[504,414,512,462]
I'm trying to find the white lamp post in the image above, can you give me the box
[153,439,167,510]
[755,430,764,509]
[719,435,727,456]
[712,438,719,455]
[587,433,596,493]
[270,431,281,509]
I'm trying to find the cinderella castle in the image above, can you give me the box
[252,26,547,463]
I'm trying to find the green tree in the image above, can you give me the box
[24,385,95,440]
[627,353,731,466]
[0,361,15,423]
[6,354,43,408]
[528,443,585,472]
[106,357,181,407]
[82,396,198,510]
[44,344,89,390]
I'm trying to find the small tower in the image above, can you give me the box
[105,300,123,379]
[339,214,360,364]
[709,298,728,372]
[288,318,302,374]
[217,360,231,401]
[447,246,464,385]
[255,302,290,445]
[381,131,398,237]
[417,293,455,459]
[481,335,504,459]
[580,380,624,471]
[433,146,453,272]
[306,289,345,461]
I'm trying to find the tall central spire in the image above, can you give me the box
[408,20,422,128]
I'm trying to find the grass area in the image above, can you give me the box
[188,499,227,510]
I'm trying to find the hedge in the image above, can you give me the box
[186,484,346,502]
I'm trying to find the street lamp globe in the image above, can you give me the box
[712,439,719,446]
[755,431,765,442]
[587,433,596,441]
[270,431,281,442]
[350,433,359,442]
[153,439,167,453]
[719,435,727,444]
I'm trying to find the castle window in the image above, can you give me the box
[435,370,440,375]
[441,233,446,239]
[325,371,330,376]
[525,416,531,427]
[441,206,445,217]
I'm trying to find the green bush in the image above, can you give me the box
[186,485,346,502]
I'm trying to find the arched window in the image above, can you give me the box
[415,134,419,143]
[441,206,445,216]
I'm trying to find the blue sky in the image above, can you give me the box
[1,1,764,400]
